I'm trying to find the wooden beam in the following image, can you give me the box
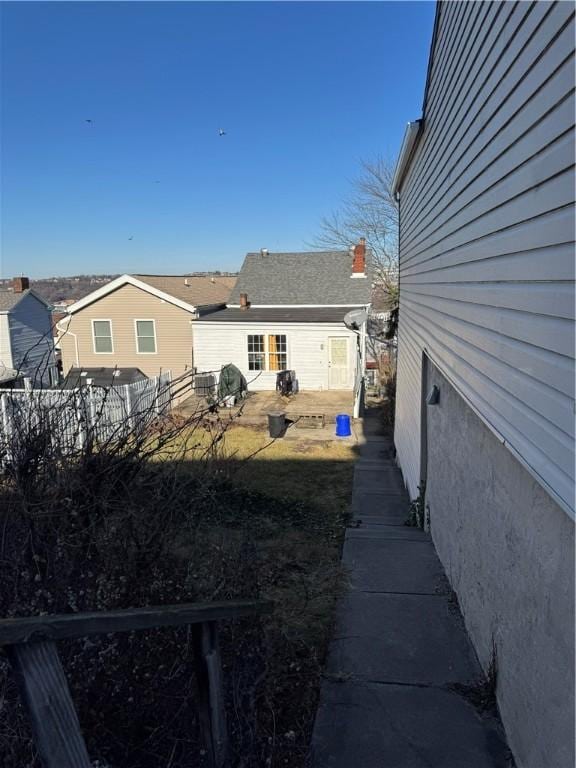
[192,622,229,768]
[0,600,273,646]
[204,622,228,767]
[7,640,91,768]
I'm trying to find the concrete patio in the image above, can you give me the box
[177,390,355,427]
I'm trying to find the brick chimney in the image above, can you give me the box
[351,238,366,277]
[13,276,30,293]
[240,292,249,310]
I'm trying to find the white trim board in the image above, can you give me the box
[193,321,358,330]
[67,275,201,315]
[227,304,370,309]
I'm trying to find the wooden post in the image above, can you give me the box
[0,601,273,768]
[192,622,228,768]
[7,640,91,768]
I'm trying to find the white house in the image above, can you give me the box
[392,3,574,768]
[192,242,372,415]
[0,277,57,387]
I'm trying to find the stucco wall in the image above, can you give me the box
[425,361,574,768]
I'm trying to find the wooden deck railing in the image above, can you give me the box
[0,599,273,768]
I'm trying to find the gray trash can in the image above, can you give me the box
[268,411,286,438]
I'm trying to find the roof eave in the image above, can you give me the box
[391,2,441,198]
[391,119,424,198]
[67,274,200,315]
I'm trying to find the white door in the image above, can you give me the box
[328,337,350,389]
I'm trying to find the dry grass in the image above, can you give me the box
[151,421,357,765]
[170,421,357,516]
[1,415,356,767]
[218,425,356,513]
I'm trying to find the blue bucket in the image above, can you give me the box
[335,413,352,437]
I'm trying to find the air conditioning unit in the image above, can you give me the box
[195,373,216,397]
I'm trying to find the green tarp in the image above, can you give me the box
[217,363,247,402]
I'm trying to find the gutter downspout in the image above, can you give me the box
[356,316,368,419]
[56,315,79,368]
[352,310,369,419]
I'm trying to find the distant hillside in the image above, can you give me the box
[0,272,238,306]
[0,275,118,305]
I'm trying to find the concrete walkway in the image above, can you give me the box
[310,412,511,767]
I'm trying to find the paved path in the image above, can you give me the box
[310,414,511,767]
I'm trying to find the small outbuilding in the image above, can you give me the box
[192,242,372,417]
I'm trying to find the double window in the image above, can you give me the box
[135,320,157,354]
[92,320,113,353]
[91,319,157,354]
[247,334,287,371]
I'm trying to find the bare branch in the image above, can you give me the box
[311,155,399,294]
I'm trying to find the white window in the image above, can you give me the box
[247,334,287,371]
[135,319,157,354]
[92,320,113,354]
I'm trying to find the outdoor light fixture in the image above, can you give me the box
[426,385,440,406]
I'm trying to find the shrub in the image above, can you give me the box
[0,388,346,767]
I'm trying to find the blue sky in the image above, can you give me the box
[0,1,435,278]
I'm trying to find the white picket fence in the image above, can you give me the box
[0,372,172,455]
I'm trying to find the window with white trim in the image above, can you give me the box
[135,320,157,353]
[247,334,265,370]
[92,320,113,353]
[267,334,287,371]
[247,334,287,371]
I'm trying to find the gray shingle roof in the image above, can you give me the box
[197,307,363,323]
[0,290,28,312]
[229,251,372,305]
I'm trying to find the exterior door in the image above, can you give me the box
[328,337,350,389]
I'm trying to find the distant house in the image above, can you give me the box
[57,274,236,383]
[392,3,574,768]
[192,241,371,416]
[0,277,57,387]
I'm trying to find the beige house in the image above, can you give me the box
[58,274,236,381]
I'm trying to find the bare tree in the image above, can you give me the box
[312,157,400,396]
[312,156,399,304]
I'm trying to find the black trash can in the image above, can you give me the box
[268,411,286,438]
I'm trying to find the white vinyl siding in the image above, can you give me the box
[394,1,575,515]
[92,320,114,354]
[135,319,157,354]
[193,322,357,391]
